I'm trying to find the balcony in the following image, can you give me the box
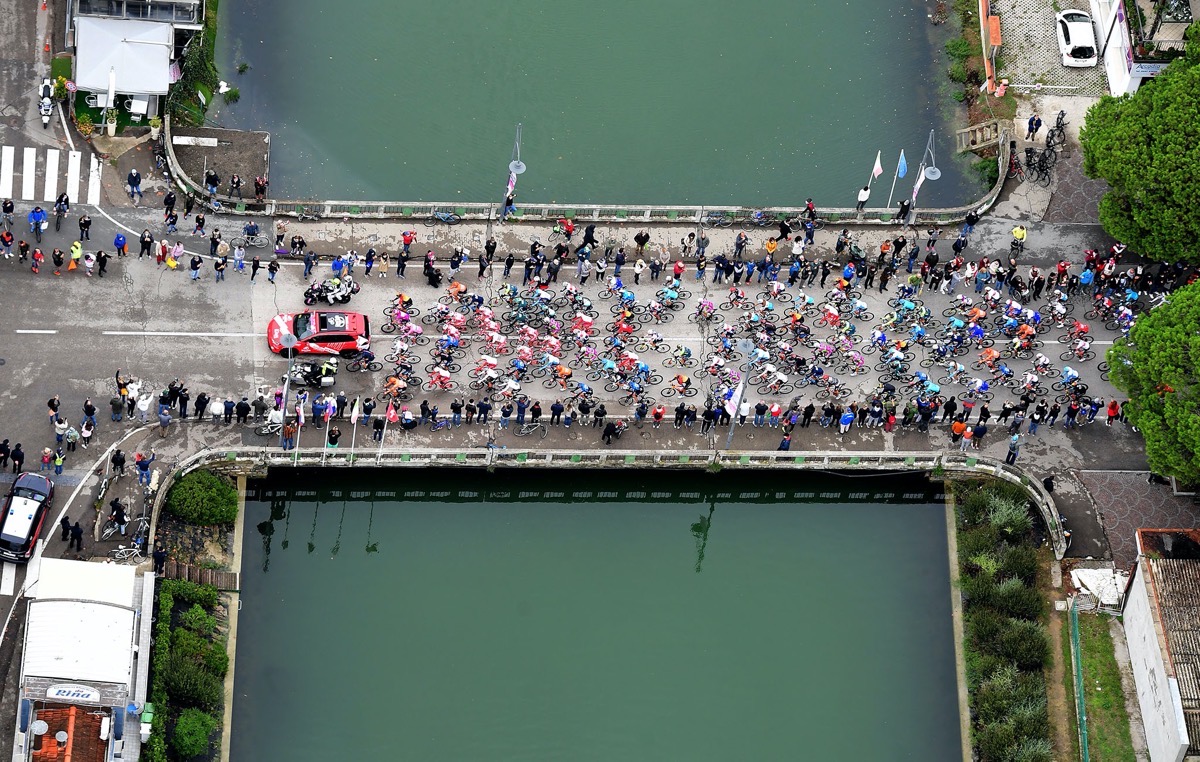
[76,0,201,26]
[1127,0,1192,64]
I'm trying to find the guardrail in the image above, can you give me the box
[163,116,1010,227]
[165,442,1064,557]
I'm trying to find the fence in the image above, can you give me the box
[1069,596,1091,762]
[165,444,1065,557]
[163,116,1011,227]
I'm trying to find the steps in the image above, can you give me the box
[956,120,1001,153]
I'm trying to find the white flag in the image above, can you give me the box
[912,170,926,202]
[871,150,883,179]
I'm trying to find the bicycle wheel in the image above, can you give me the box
[423,214,438,227]
[101,520,118,540]
[231,236,249,248]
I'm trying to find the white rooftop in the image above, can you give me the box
[74,17,172,96]
[23,559,137,686]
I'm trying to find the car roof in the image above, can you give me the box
[314,312,366,332]
[1059,10,1091,21]
[12,473,51,495]
[2,496,44,543]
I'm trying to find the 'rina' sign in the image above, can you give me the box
[45,684,101,703]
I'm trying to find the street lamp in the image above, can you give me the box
[278,334,297,451]
[724,339,757,450]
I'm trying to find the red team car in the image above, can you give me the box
[267,311,371,357]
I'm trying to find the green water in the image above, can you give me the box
[231,472,961,761]
[216,1,980,207]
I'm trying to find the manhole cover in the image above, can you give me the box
[0,358,6,365]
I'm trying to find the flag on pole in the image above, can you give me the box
[386,402,399,424]
[349,398,361,425]
[295,403,305,429]
[897,150,908,179]
[323,398,334,423]
[912,170,927,202]
[871,151,883,179]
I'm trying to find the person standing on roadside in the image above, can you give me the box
[268,257,280,283]
[78,213,91,240]
[1025,113,1042,141]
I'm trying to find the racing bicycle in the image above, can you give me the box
[424,209,461,226]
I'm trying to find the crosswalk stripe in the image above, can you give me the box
[21,147,36,201]
[66,150,81,206]
[0,146,13,199]
[43,148,60,203]
[86,153,102,206]
[1,562,16,597]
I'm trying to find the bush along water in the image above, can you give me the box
[146,579,227,761]
[955,480,1053,762]
[164,470,238,526]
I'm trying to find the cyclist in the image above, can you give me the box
[909,323,927,344]
[54,192,70,218]
[243,220,260,237]
[1020,369,1040,391]
[979,347,1000,368]
[1071,337,1091,358]
[672,345,693,363]
[968,322,987,345]
[672,374,692,394]
[554,364,574,389]
[870,328,887,350]
[809,364,827,386]
[635,360,653,381]
[944,361,967,384]
[1010,225,1027,252]
[384,375,409,397]
[555,217,575,240]
[992,362,1015,382]
[1032,352,1053,374]
[27,205,47,235]
[968,377,990,396]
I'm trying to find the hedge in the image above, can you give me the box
[172,708,218,758]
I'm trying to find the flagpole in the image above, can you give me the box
[377,402,392,464]
[349,396,360,454]
[887,153,902,210]
[321,403,331,465]
[868,150,883,188]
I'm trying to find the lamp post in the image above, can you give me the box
[277,334,297,451]
[724,339,757,450]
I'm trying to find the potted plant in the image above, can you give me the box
[148,115,162,140]
[105,109,117,136]
[76,113,94,139]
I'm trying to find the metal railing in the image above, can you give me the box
[164,443,1065,557]
[163,116,1011,227]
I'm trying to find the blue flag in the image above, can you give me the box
[897,150,908,179]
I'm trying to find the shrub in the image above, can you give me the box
[223,88,240,104]
[1007,737,1053,762]
[171,628,207,660]
[165,470,238,526]
[998,544,1038,586]
[76,113,94,137]
[203,643,229,678]
[975,718,1015,762]
[967,608,1005,651]
[973,157,1000,187]
[162,579,219,608]
[948,62,969,83]
[996,619,1050,670]
[989,497,1033,539]
[181,604,217,635]
[965,648,1006,690]
[945,37,973,60]
[961,573,997,610]
[993,577,1042,621]
[143,733,167,762]
[163,652,223,710]
[960,490,992,524]
[172,708,218,758]
[969,551,1000,577]
[959,524,1001,559]
[1008,697,1050,744]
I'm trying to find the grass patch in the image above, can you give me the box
[1058,611,1081,761]
[50,55,71,84]
[1078,613,1136,762]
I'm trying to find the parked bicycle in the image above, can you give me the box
[424,209,461,226]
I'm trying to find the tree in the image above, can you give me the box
[1107,281,1200,482]
[1081,28,1200,264]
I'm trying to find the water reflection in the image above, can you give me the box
[691,504,715,573]
[365,501,379,554]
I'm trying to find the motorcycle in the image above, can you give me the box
[303,274,360,306]
[284,359,338,388]
[38,78,52,128]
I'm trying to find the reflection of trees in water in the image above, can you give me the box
[691,504,715,573]
[307,502,319,554]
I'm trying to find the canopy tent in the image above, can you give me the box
[74,17,172,96]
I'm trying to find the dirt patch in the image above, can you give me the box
[156,512,234,569]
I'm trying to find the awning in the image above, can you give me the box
[74,17,172,96]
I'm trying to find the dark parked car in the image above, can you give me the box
[0,473,54,563]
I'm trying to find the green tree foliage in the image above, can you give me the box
[164,470,238,526]
[1107,281,1200,482]
[1081,28,1200,263]
[171,708,218,758]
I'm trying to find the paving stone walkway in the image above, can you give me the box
[1078,470,1200,569]
[1043,144,1109,224]
[995,0,1109,98]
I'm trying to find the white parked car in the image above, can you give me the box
[1056,10,1098,67]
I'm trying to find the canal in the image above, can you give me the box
[215,0,980,207]
[231,470,962,760]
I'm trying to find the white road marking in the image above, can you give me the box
[100,331,261,337]
[86,153,102,206]
[0,146,13,199]
[42,148,59,202]
[65,150,81,207]
[20,147,36,201]
[14,329,58,334]
[0,563,15,597]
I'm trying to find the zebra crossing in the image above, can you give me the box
[0,144,104,207]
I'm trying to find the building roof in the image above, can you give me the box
[23,560,137,687]
[29,705,106,762]
[1145,554,1200,754]
[74,17,172,96]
